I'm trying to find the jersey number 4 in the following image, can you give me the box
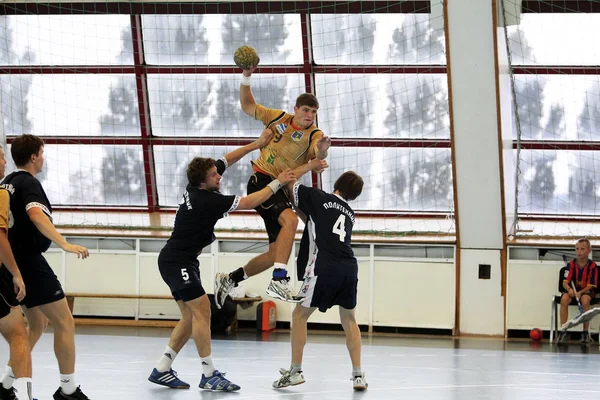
[332,215,346,242]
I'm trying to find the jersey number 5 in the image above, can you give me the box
[181,268,189,281]
[332,215,346,242]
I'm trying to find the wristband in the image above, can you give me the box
[241,74,251,86]
[267,179,282,194]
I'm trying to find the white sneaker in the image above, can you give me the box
[272,368,305,388]
[265,278,303,303]
[353,373,368,391]
[214,273,235,309]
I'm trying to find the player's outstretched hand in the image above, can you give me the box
[242,60,259,77]
[63,243,90,259]
[309,159,328,174]
[316,136,331,154]
[256,128,274,148]
[12,275,25,302]
[277,169,296,185]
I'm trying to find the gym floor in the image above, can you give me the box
[2,326,599,399]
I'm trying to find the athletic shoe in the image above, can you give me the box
[353,373,368,391]
[148,368,190,389]
[0,386,16,400]
[272,369,305,388]
[580,331,593,344]
[199,370,240,392]
[1,385,38,400]
[52,386,89,400]
[266,278,303,303]
[215,273,235,309]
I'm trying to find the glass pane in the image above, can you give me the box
[0,15,132,65]
[316,74,450,138]
[311,14,446,65]
[142,15,302,65]
[323,147,453,211]
[154,145,311,207]
[517,150,600,215]
[0,74,140,136]
[507,14,600,66]
[5,145,147,206]
[147,74,304,137]
[512,74,600,141]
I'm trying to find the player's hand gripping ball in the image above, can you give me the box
[234,45,260,70]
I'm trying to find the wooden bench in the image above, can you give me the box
[65,293,262,330]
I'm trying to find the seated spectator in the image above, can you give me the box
[558,238,598,344]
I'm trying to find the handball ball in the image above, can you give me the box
[234,45,259,70]
[529,328,542,342]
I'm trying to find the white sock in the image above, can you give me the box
[200,355,216,377]
[1,366,15,389]
[12,378,32,400]
[156,346,177,372]
[274,262,287,270]
[59,373,76,395]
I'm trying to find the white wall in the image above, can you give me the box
[50,238,456,330]
[48,238,589,335]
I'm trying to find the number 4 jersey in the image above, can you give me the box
[292,182,358,279]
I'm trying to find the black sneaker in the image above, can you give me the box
[0,386,16,400]
[580,331,592,344]
[53,387,89,400]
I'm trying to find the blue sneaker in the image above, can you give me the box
[199,370,240,391]
[148,368,190,389]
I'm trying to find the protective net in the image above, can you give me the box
[502,1,600,237]
[0,2,452,237]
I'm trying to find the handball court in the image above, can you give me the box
[2,326,599,400]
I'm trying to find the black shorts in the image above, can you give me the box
[0,267,19,319]
[299,275,358,313]
[16,254,65,308]
[158,251,206,302]
[247,171,292,243]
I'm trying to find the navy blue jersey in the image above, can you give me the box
[163,158,240,262]
[293,182,358,278]
[1,170,52,256]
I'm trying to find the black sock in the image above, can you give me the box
[229,267,245,284]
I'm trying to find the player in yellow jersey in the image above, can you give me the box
[215,63,330,305]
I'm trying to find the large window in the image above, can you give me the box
[508,11,600,216]
[0,4,450,222]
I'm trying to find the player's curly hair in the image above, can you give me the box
[295,93,319,109]
[334,171,363,201]
[11,134,45,167]
[187,157,216,187]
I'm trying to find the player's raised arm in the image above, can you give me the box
[240,64,259,117]
[286,159,328,199]
[223,128,273,167]
[237,169,296,210]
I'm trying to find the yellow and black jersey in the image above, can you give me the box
[252,104,324,178]
[0,188,9,233]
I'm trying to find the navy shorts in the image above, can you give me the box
[0,267,19,319]
[16,254,65,308]
[299,275,358,313]
[158,251,206,302]
[247,171,292,243]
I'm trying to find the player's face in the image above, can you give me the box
[203,166,222,191]
[32,146,45,174]
[0,148,6,179]
[576,242,591,260]
[293,105,318,129]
